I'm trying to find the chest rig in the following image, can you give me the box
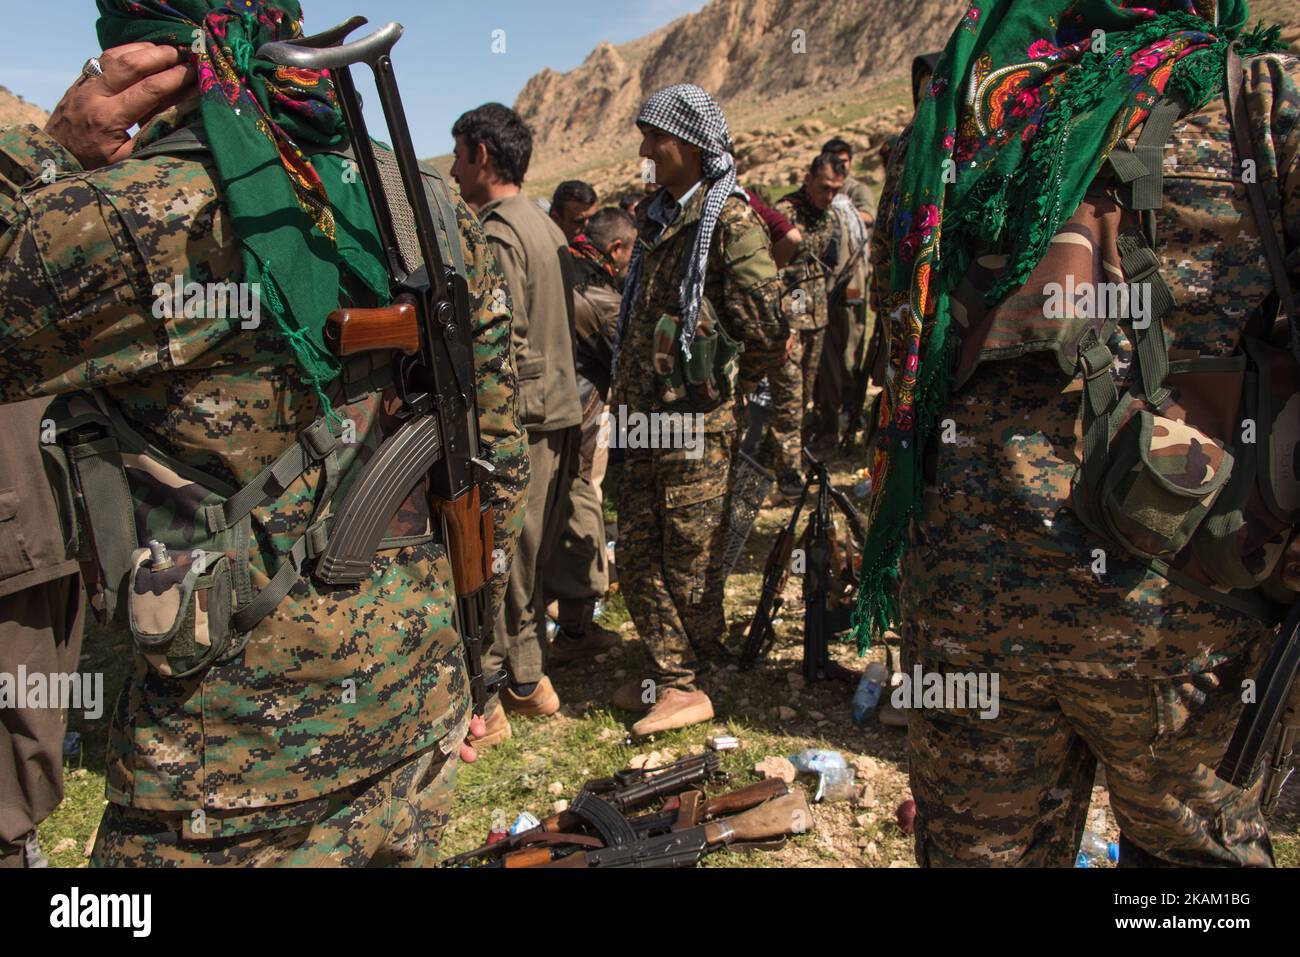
[39,129,469,677]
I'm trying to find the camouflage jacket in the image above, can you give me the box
[611,181,785,432]
[842,175,878,225]
[775,187,838,332]
[0,114,528,825]
[872,54,1300,678]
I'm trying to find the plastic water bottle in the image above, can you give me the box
[852,662,888,725]
[1076,831,1120,867]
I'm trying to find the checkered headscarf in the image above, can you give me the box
[614,84,738,372]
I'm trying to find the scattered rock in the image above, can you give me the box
[597,728,618,741]
[553,800,569,814]
[547,782,564,796]
[808,710,826,721]
[854,813,873,828]
[754,756,797,784]
[594,653,609,663]
[52,838,76,855]
[628,753,649,770]
[613,669,626,679]
[687,744,707,756]
[854,783,878,809]
[857,834,872,848]
[850,755,881,778]
[786,672,805,690]
[777,706,797,722]
[865,841,879,857]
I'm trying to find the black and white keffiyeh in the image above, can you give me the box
[613,84,738,374]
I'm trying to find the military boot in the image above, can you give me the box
[501,676,561,717]
[611,679,654,714]
[550,622,621,665]
[470,703,513,749]
[631,689,714,737]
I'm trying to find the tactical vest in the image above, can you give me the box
[959,52,1300,622]
[38,128,470,677]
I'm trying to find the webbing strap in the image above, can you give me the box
[1116,232,1175,407]
[1078,331,1119,496]
[204,418,339,534]
[68,435,140,612]
[232,535,308,633]
[1130,98,1183,211]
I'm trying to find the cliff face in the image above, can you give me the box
[0,85,49,129]
[514,0,1300,193]
[514,0,970,179]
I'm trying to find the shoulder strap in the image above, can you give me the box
[1227,43,1300,359]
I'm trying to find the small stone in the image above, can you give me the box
[614,669,626,679]
[857,834,872,848]
[628,753,649,770]
[864,841,878,857]
[888,860,911,868]
[594,654,609,663]
[853,783,878,809]
[786,671,805,690]
[754,756,797,784]
[553,800,569,814]
[855,813,873,828]
[808,710,826,721]
[687,744,707,756]
[52,838,76,855]
[850,755,880,778]
[547,782,564,796]
[598,728,617,741]
[777,706,797,721]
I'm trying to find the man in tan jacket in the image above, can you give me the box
[0,400,86,868]
[451,103,582,745]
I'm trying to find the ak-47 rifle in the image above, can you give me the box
[1217,599,1300,814]
[441,753,726,867]
[490,779,793,869]
[740,473,813,669]
[533,790,813,868]
[257,22,505,716]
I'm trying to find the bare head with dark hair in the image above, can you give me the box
[584,207,637,280]
[549,180,599,242]
[822,137,853,159]
[805,153,847,211]
[450,102,533,209]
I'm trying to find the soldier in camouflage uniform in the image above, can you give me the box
[610,85,786,736]
[0,2,526,866]
[867,0,1298,867]
[762,154,846,495]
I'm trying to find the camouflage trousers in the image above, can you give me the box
[903,639,1275,868]
[90,741,460,867]
[761,327,826,486]
[617,431,734,692]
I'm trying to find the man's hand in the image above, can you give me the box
[45,43,197,171]
[784,332,798,361]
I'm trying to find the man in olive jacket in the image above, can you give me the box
[452,103,583,745]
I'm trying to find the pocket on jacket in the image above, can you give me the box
[517,356,548,428]
[0,488,35,580]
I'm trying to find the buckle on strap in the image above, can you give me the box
[299,417,340,461]
[1078,340,1114,380]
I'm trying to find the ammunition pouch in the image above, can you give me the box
[40,390,433,678]
[652,299,743,413]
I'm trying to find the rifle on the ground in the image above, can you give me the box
[523,789,813,869]
[441,753,727,867]
[258,21,504,716]
[493,778,793,869]
[1217,599,1300,813]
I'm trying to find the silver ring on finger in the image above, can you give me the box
[81,57,105,82]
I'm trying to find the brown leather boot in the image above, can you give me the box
[631,688,714,737]
[610,679,655,714]
[470,704,512,748]
[501,676,561,717]
[550,622,621,665]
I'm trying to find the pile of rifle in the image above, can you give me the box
[443,753,813,868]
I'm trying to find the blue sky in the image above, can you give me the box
[0,0,707,156]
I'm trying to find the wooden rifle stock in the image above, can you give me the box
[431,485,493,596]
[326,299,420,356]
[703,790,811,844]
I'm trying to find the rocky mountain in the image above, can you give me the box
[515,0,1300,201]
[0,85,49,129]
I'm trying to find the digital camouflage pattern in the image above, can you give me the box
[904,641,1274,867]
[873,53,1300,865]
[92,721,463,866]
[0,110,527,843]
[612,182,783,691]
[617,435,735,692]
[763,187,839,483]
[610,183,786,432]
